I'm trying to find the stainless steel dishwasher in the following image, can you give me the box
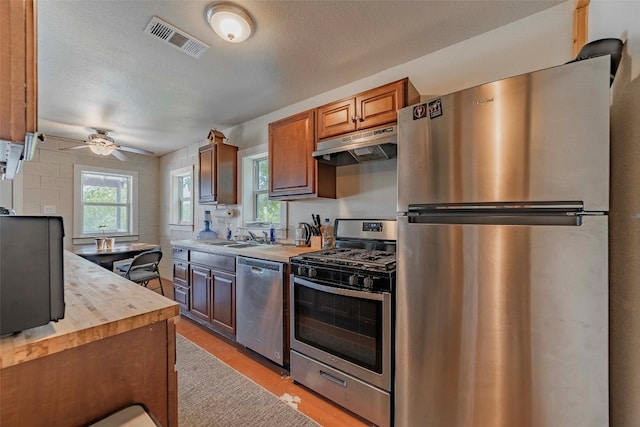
[236,256,286,366]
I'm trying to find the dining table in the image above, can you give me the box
[72,242,161,272]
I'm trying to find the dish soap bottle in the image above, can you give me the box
[269,223,277,244]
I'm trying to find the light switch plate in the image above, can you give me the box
[43,205,56,214]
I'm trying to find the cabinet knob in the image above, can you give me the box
[355,115,363,122]
[350,116,357,123]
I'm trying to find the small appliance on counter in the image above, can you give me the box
[294,222,311,247]
[0,216,65,335]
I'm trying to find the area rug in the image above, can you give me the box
[176,334,320,427]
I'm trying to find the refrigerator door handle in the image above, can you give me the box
[406,202,607,226]
[407,213,581,226]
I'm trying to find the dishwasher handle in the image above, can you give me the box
[237,256,284,273]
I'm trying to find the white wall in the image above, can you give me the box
[21,136,160,250]
[590,1,640,426]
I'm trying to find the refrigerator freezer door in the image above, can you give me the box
[397,56,610,213]
[395,215,608,427]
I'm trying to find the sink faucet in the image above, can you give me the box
[247,231,258,242]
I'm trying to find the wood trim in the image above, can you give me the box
[25,0,37,134]
[0,0,36,141]
[573,0,590,57]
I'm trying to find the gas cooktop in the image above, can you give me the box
[295,247,396,272]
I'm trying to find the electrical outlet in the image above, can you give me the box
[43,205,56,214]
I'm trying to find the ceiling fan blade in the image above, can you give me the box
[111,150,128,161]
[116,145,155,156]
[60,144,91,151]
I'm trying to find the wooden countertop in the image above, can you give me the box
[171,239,319,263]
[0,251,179,369]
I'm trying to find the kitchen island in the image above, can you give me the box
[0,251,179,427]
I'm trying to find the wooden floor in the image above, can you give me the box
[157,280,370,427]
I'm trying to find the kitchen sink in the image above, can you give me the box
[199,241,282,249]
[224,243,254,248]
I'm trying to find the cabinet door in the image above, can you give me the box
[216,143,238,205]
[316,98,356,140]
[356,80,404,131]
[0,0,37,141]
[211,270,235,336]
[269,110,316,198]
[190,265,210,322]
[198,145,216,204]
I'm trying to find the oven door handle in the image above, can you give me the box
[293,276,387,301]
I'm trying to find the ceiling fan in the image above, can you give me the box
[61,129,155,160]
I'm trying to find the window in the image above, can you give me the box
[241,148,286,229]
[74,165,138,239]
[253,157,281,224]
[170,166,193,225]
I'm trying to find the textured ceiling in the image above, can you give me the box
[37,0,562,156]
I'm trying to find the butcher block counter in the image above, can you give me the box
[0,251,179,427]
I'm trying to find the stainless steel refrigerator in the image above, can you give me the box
[396,56,610,427]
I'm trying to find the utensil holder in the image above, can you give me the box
[310,236,322,249]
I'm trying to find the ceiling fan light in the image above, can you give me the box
[89,145,115,156]
[206,3,254,43]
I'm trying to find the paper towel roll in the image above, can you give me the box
[212,208,234,218]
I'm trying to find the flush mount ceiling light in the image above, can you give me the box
[206,2,254,43]
[87,130,116,156]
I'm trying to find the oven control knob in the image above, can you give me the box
[307,267,317,278]
[363,277,374,289]
[349,275,359,286]
[297,266,306,276]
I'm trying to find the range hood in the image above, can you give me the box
[312,125,397,166]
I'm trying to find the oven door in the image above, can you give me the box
[290,275,391,391]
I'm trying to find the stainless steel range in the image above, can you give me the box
[289,219,396,427]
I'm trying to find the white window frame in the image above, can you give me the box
[73,164,139,242]
[170,166,193,226]
[241,147,286,228]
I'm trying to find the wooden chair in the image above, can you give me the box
[118,250,164,295]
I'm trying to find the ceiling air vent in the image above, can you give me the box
[144,16,209,59]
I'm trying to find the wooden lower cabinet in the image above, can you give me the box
[210,270,235,336]
[175,248,236,341]
[0,321,177,427]
[172,258,190,312]
[190,265,210,322]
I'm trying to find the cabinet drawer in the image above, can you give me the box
[173,261,189,284]
[191,251,236,273]
[173,284,190,310]
[173,247,190,261]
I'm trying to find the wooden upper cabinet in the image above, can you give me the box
[269,110,336,200]
[0,0,37,142]
[198,141,238,205]
[315,98,357,140]
[316,78,419,141]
